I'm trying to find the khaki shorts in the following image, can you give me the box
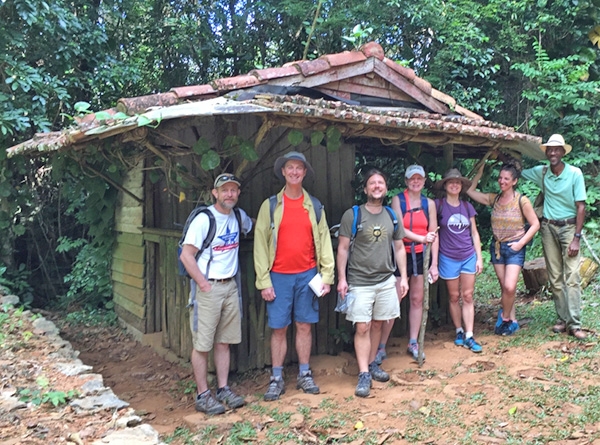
[189,280,241,352]
[346,275,400,323]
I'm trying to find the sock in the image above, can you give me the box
[378,343,386,350]
[272,366,283,379]
[456,327,464,334]
[409,339,417,345]
[299,363,310,375]
[465,331,473,339]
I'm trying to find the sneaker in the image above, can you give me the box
[355,372,372,398]
[407,342,425,361]
[374,348,387,365]
[264,376,285,401]
[368,362,390,382]
[464,337,483,353]
[506,321,520,336]
[454,331,465,346]
[296,370,320,394]
[195,391,226,415]
[216,386,245,409]
[495,309,503,329]
[495,320,512,336]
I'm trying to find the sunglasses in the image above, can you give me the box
[214,174,240,187]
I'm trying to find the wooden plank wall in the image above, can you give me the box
[112,162,146,333]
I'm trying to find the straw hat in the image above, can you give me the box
[540,134,572,154]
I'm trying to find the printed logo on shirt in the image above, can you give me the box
[368,224,387,243]
[447,213,470,235]
[214,224,239,252]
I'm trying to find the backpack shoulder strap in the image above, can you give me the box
[384,206,398,232]
[309,195,322,224]
[268,195,277,230]
[200,208,216,253]
[399,192,407,215]
[421,194,429,221]
[541,165,548,194]
[233,207,243,235]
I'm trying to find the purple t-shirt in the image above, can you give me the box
[436,199,477,260]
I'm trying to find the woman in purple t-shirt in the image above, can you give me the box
[435,169,483,353]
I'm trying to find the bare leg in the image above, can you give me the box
[354,321,372,373]
[460,273,476,333]
[271,326,288,367]
[295,322,312,365]
[213,343,230,388]
[369,320,384,364]
[501,265,522,321]
[446,278,462,329]
[191,349,209,394]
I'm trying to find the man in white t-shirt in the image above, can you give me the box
[180,173,253,415]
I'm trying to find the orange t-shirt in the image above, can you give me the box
[271,194,316,273]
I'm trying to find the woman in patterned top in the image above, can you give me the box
[467,163,540,336]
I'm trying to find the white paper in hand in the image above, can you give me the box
[308,273,324,297]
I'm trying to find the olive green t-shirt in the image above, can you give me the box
[339,205,405,286]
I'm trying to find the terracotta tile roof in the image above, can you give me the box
[6,41,543,159]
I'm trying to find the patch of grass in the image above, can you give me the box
[63,308,118,327]
[163,426,197,444]
[227,421,257,442]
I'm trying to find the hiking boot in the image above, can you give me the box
[570,328,587,340]
[454,331,465,346]
[195,391,226,415]
[552,321,567,333]
[368,362,390,382]
[463,337,483,353]
[296,370,320,394]
[216,386,245,409]
[264,376,285,401]
[374,348,387,365]
[407,342,425,361]
[355,372,372,398]
[495,320,512,336]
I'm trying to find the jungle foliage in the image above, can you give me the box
[0,0,598,308]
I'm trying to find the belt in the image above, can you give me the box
[207,277,234,283]
[541,217,576,226]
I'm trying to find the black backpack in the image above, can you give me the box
[177,205,242,277]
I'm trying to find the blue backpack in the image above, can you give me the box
[349,205,398,252]
[398,191,429,222]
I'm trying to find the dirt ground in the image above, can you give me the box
[3,305,600,444]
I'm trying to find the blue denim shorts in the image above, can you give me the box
[490,240,526,266]
[438,252,476,280]
[267,267,319,329]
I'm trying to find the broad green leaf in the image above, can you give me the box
[201,150,221,170]
[239,140,258,161]
[94,111,112,121]
[148,170,162,184]
[74,102,91,113]
[113,112,129,120]
[509,406,517,415]
[326,126,341,141]
[326,138,341,152]
[137,115,153,127]
[288,129,304,146]
[192,138,210,155]
[310,131,324,146]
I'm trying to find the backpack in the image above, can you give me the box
[177,205,242,277]
[268,194,322,229]
[349,204,398,252]
[398,191,429,222]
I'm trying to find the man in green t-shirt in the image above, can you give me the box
[336,169,409,398]
[521,134,587,340]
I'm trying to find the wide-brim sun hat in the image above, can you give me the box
[434,168,472,190]
[273,151,315,181]
[540,134,572,154]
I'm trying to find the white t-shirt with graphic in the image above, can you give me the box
[183,206,252,279]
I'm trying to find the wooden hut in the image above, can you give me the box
[7,42,543,371]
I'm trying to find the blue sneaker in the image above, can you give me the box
[374,348,387,365]
[496,309,503,329]
[495,320,512,336]
[506,321,520,335]
[464,337,483,353]
[454,331,465,346]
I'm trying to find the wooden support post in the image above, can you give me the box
[418,243,430,367]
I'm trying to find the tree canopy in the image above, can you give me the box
[0,0,598,307]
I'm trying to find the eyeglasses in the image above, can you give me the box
[214,174,240,188]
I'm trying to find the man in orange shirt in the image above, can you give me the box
[254,152,335,401]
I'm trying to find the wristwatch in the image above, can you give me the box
[574,233,582,239]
